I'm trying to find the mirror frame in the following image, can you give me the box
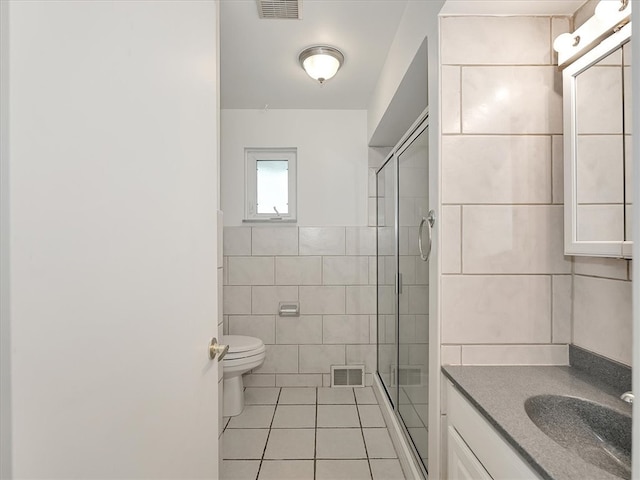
[563,23,632,258]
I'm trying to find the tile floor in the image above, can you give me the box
[221,387,406,480]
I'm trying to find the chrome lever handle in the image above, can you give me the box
[418,210,436,262]
[209,337,229,361]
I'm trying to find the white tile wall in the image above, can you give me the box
[442,135,552,204]
[552,135,564,204]
[275,374,323,387]
[551,275,572,344]
[223,227,251,256]
[441,275,551,344]
[276,316,322,345]
[460,345,568,365]
[441,206,461,274]
[441,345,461,366]
[299,345,346,374]
[251,286,298,314]
[346,286,376,314]
[462,205,570,274]
[346,345,376,373]
[346,227,376,256]
[440,15,574,366]
[229,315,275,344]
[441,66,461,134]
[574,256,629,280]
[551,17,571,65]
[275,256,322,285]
[225,226,381,386]
[252,227,298,256]
[323,256,369,285]
[255,345,299,374]
[441,16,551,65]
[223,286,252,315]
[323,315,370,344]
[299,286,346,315]
[573,275,632,365]
[227,256,274,285]
[462,66,562,134]
[299,227,345,255]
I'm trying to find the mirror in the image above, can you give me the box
[563,23,632,258]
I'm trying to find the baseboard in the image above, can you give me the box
[373,375,426,480]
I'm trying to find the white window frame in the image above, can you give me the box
[244,147,297,222]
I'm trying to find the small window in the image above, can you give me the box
[245,148,297,222]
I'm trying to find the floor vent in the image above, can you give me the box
[331,365,365,388]
[256,0,301,19]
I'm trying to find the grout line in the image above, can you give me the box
[255,388,280,479]
[549,134,554,204]
[442,133,563,137]
[314,387,318,479]
[550,275,555,343]
[549,16,553,66]
[354,388,374,479]
[458,65,463,134]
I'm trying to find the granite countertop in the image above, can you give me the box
[442,365,632,480]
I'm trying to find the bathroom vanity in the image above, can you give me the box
[443,359,631,480]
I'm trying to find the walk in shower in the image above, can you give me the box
[376,114,432,477]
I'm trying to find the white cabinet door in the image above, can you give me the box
[448,426,493,480]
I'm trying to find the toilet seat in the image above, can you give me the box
[221,335,265,360]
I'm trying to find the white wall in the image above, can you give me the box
[9,1,219,477]
[367,0,446,146]
[221,109,368,227]
[0,0,12,477]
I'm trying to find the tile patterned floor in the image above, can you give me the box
[221,387,406,480]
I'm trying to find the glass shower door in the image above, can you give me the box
[376,156,398,408]
[376,115,431,476]
[397,123,430,469]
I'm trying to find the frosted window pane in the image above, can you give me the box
[257,160,289,214]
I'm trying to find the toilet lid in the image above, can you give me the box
[221,335,264,353]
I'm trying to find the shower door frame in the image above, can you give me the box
[375,110,431,480]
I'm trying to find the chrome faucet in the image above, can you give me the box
[620,391,634,404]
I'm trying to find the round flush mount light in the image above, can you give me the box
[298,45,344,85]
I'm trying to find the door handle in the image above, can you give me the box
[418,210,436,262]
[209,337,229,361]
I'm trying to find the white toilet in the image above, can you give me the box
[220,335,266,417]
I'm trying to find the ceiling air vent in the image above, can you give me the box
[256,0,301,19]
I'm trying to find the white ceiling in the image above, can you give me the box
[220,0,588,111]
[440,0,587,15]
[220,0,409,110]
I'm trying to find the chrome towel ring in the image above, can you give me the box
[418,210,436,262]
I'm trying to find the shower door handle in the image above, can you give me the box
[418,210,436,262]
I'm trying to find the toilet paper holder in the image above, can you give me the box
[278,301,300,317]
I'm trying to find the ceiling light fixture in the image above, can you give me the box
[298,45,344,85]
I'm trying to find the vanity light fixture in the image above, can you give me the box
[553,0,631,68]
[298,45,344,85]
[595,0,630,21]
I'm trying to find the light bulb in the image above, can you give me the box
[553,33,576,53]
[302,54,340,84]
